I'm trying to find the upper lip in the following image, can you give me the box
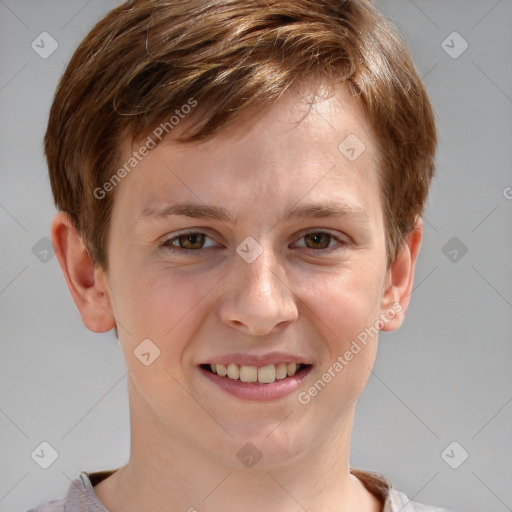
[199,351,312,367]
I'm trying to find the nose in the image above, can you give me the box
[217,242,299,336]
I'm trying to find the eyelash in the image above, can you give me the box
[159,228,349,255]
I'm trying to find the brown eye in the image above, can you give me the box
[293,230,348,253]
[160,231,215,254]
[303,232,332,250]
[175,232,205,250]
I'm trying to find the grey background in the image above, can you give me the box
[1,1,511,511]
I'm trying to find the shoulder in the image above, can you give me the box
[24,497,66,512]
[350,467,456,512]
[388,488,457,512]
[24,469,114,512]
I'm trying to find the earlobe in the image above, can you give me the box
[51,212,116,333]
[379,217,423,332]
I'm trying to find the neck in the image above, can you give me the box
[94,379,381,512]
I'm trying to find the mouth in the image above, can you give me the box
[197,351,314,401]
[198,361,313,401]
[199,362,312,384]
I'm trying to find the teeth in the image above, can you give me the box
[216,364,227,377]
[257,364,275,384]
[208,362,304,383]
[227,363,240,379]
[275,363,287,379]
[287,362,297,376]
[239,365,257,383]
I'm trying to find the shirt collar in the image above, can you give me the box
[73,467,403,512]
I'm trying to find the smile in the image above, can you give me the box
[198,363,313,401]
[202,362,309,383]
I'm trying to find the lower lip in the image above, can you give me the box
[199,365,312,401]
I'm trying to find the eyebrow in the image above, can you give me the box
[139,201,370,225]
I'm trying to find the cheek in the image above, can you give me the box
[305,265,384,350]
[115,271,207,412]
[113,266,203,371]
[299,272,380,420]
[298,265,383,402]
[116,261,200,327]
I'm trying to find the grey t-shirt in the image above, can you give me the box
[26,467,455,512]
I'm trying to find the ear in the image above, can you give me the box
[51,211,116,333]
[379,216,423,332]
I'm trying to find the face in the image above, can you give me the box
[97,84,403,469]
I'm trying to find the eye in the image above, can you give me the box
[159,229,349,256]
[160,231,218,254]
[292,230,348,252]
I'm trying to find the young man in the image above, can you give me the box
[29,0,452,510]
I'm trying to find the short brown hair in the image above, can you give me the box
[45,0,437,272]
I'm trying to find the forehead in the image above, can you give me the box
[112,83,382,227]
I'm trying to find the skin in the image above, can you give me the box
[51,83,422,512]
